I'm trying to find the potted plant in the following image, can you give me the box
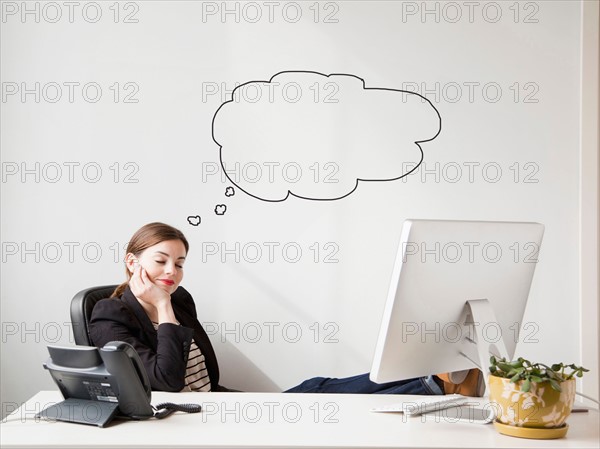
[488,356,588,439]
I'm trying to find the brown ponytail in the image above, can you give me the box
[111,222,189,298]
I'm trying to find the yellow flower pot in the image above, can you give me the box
[488,375,576,429]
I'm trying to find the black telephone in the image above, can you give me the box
[37,342,200,427]
[37,342,153,426]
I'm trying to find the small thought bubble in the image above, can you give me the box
[187,215,201,226]
[225,186,235,197]
[215,204,227,215]
[212,70,441,202]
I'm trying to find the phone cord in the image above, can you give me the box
[152,402,202,419]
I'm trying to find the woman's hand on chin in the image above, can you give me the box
[129,263,171,309]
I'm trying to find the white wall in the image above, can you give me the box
[1,1,597,415]
[580,0,600,405]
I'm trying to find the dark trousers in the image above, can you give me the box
[284,373,443,395]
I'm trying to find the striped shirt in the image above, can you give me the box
[152,322,211,392]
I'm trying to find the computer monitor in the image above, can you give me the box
[369,219,544,392]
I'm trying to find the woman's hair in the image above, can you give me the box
[111,222,189,298]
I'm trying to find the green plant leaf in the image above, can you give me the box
[498,362,512,372]
[522,379,531,392]
[549,379,562,392]
[492,358,588,383]
[546,370,561,380]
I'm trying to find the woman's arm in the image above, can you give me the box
[89,298,193,392]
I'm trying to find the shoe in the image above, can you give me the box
[436,369,484,397]
[436,369,469,384]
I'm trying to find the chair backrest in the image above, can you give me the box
[70,285,118,346]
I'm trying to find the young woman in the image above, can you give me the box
[89,222,481,395]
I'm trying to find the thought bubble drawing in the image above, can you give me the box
[212,71,441,202]
[187,215,201,226]
[225,187,235,197]
[215,204,227,215]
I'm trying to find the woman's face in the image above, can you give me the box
[126,239,187,295]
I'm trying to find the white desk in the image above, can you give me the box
[1,391,598,448]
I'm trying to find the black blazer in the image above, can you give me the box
[89,285,222,392]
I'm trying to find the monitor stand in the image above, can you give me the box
[36,398,120,427]
[458,299,511,395]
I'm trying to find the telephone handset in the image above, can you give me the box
[37,342,200,427]
[99,341,153,418]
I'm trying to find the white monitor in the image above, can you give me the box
[369,219,544,389]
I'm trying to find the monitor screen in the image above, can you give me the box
[370,219,544,386]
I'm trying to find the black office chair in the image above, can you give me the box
[70,285,118,346]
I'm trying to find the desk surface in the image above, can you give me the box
[1,391,599,449]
